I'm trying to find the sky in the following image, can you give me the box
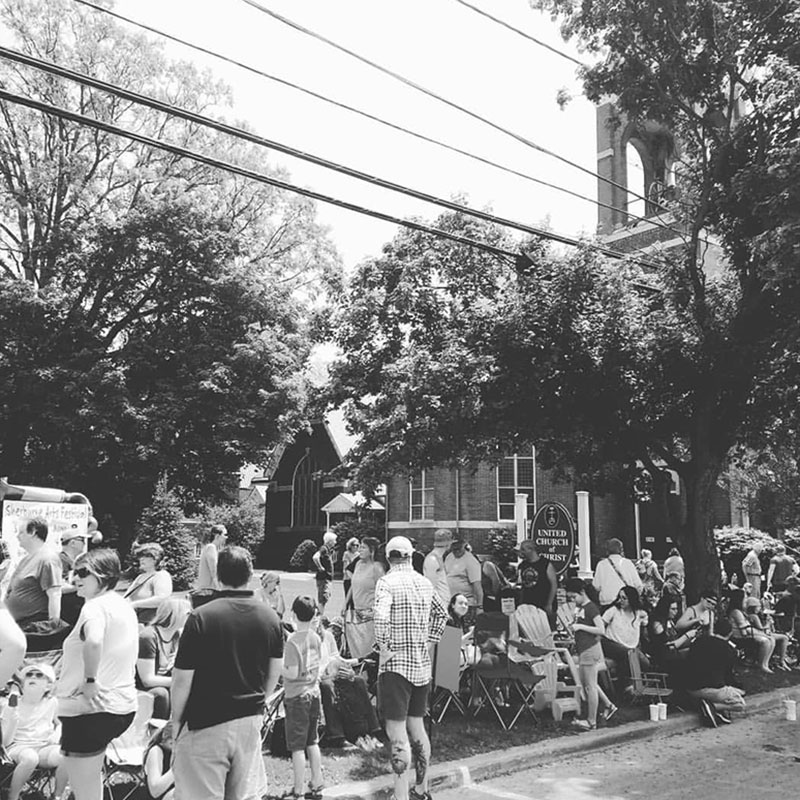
[112,0,599,270]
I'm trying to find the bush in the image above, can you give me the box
[714,526,781,581]
[486,527,517,567]
[330,519,384,562]
[202,497,264,558]
[134,479,197,591]
[289,539,318,572]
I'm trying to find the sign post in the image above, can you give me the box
[528,501,576,576]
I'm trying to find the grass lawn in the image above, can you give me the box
[261,664,800,795]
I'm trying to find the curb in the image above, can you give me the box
[326,687,792,799]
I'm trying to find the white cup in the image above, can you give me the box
[658,702,668,720]
[784,699,797,721]
[649,703,659,722]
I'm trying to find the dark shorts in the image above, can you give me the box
[284,692,321,753]
[316,579,332,606]
[60,712,135,757]
[378,672,430,721]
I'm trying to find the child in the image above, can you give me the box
[0,663,66,800]
[282,596,324,800]
[143,719,175,800]
[564,577,617,731]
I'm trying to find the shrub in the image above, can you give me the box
[289,539,318,572]
[202,497,264,558]
[714,526,781,581]
[486,527,518,567]
[134,479,197,591]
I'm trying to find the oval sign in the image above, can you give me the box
[528,501,576,576]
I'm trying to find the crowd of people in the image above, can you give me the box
[0,516,798,800]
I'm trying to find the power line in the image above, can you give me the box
[71,0,690,244]
[0,88,521,260]
[237,0,671,213]
[0,46,669,271]
[450,0,584,66]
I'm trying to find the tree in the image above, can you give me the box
[134,477,196,591]
[203,496,266,558]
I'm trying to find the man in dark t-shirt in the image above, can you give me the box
[515,539,557,616]
[171,546,284,800]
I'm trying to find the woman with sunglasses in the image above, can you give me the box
[56,549,138,800]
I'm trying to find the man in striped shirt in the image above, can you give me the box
[374,536,447,800]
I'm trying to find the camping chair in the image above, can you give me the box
[103,690,155,800]
[625,649,672,704]
[260,687,286,754]
[0,735,59,800]
[470,613,546,731]
[430,626,468,724]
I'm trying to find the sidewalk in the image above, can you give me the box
[325,686,796,800]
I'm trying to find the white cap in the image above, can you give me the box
[386,536,413,558]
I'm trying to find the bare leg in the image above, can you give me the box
[307,743,323,789]
[291,750,306,795]
[580,663,600,725]
[9,749,39,800]
[63,753,104,800]
[407,715,431,796]
[384,718,410,800]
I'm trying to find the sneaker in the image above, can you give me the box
[571,718,596,731]
[699,699,718,728]
[714,708,732,724]
[409,789,433,800]
[601,704,619,722]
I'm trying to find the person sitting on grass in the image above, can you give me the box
[684,616,745,725]
[282,596,324,800]
[564,578,617,731]
[0,663,66,800]
[727,588,775,673]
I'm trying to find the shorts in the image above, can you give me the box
[316,579,332,606]
[284,692,321,753]
[578,643,605,667]
[6,742,60,763]
[378,672,430,721]
[60,711,135,757]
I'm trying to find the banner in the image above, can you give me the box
[1,500,88,563]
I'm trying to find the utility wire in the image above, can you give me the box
[450,0,584,66]
[237,0,674,213]
[71,0,690,244]
[0,46,672,272]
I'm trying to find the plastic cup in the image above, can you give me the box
[784,699,797,721]
[658,702,668,720]
[649,704,659,722]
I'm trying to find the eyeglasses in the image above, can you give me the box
[74,567,98,579]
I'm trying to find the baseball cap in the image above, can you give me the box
[433,528,454,545]
[386,536,413,558]
[19,663,56,683]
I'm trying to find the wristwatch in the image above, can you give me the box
[85,677,96,684]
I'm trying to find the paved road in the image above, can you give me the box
[435,709,800,800]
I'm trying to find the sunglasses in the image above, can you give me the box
[74,566,98,579]
[23,670,46,679]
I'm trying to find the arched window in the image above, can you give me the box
[625,141,647,220]
[292,452,321,527]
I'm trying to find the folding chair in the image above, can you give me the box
[103,690,155,800]
[430,626,468,724]
[0,741,58,800]
[470,613,546,731]
[625,649,672,704]
[260,687,285,754]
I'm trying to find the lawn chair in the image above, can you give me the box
[103,690,155,800]
[0,733,59,800]
[430,626,468,724]
[471,613,546,731]
[261,687,286,755]
[626,649,672,704]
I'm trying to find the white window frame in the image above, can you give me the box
[496,449,536,522]
[409,470,434,521]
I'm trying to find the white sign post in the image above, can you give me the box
[1,500,89,564]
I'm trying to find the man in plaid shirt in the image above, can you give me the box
[374,536,447,800]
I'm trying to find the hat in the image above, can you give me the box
[19,663,56,683]
[433,528,454,545]
[514,539,537,556]
[385,536,413,558]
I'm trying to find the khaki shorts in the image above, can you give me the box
[174,715,266,800]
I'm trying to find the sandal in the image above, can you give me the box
[305,786,324,800]
[280,791,303,800]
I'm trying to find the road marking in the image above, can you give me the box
[465,782,536,800]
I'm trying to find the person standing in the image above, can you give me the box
[312,531,337,617]
[767,544,798,593]
[123,543,173,624]
[444,536,483,625]
[422,528,453,607]
[592,538,642,610]
[344,537,385,659]
[374,536,447,800]
[742,543,764,599]
[171,546,283,800]
[515,539,557,616]
[6,517,63,628]
[59,530,91,626]
[195,524,227,591]
[0,600,25,688]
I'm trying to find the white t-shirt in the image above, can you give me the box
[195,543,218,589]
[602,606,648,649]
[423,550,451,606]
[57,591,138,717]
